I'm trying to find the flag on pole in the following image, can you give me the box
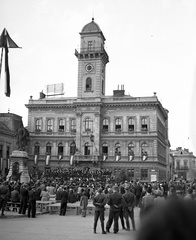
[70,155,74,166]
[46,155,50,166]
[0,28,21,97]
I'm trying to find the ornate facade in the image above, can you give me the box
[171,147,196,180]
[25,19,170,182]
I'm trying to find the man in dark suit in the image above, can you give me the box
[19,184,29,215]
[28,185,36,218]
[123,186,136,231]
[59,186,68,216]
[106,185,123,234]
[93,188,107,234]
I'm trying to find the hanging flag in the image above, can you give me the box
[70,155,74,166]
[46,155,50,166]
[34,155,38,165]
[58,154,63,160]
[103,155,107,161]
[0,28,21,97]
[142,154,148,161]
[116,155,121,161]
[7,158,10,169]
[129,155,134,161]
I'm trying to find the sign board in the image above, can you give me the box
[46,83,64,96]
[151,174,157,182]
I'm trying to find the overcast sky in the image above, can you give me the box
[0,0,196,154]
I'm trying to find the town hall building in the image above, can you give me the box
[25,18,170,182]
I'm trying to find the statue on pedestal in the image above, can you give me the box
[15,124,29,151]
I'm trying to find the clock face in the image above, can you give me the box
[85,63,93,72]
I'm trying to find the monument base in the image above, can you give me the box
[7,150,30,183]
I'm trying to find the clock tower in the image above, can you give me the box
[75,18,109,99]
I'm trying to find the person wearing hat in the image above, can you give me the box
[28,185,36,218]
[122,186,136,231]
[93,188,107,234]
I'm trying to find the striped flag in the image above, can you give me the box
[0,28,20,97]
[46,155,50,166]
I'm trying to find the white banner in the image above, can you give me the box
[70,155,74,166]
[116,155,121,161]
[129,155,134,161]
[34,155,38,165]
[46,155,50,165]
[58,155,63,160]
[103,155,107,161]
[142,155,147,161]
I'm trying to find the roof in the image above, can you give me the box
[81,18,101,33]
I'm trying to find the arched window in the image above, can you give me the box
[85,117,92,132]
[71,118,76,132]
[35,119,41,131]
[115,143,121,156]
[115,118,122,132]
[70,141,76,155]
[102,143,108,155]
[34,142,40,155]
[46,142,52,155]
[58,143,64,156]
[103,119,109,132]
[47,119,53,132]
[86,77,92,91]
[128,118,135,132]
[141,117,148,131]
[84,142,90,156]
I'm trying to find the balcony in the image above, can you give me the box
[175,166,189,171]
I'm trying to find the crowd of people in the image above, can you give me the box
[0,167,196,238]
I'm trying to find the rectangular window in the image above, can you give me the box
[35,119,42,131]
[141,169,148,180]
[46,145,52,155]
[47,119,53,132]
[176,161,180,170]
[58,119,65,132]
[127,169,134,178]
[88,41,93,51]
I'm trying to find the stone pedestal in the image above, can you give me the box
[7,150,30,183]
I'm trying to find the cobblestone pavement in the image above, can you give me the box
[0,207,141,240]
